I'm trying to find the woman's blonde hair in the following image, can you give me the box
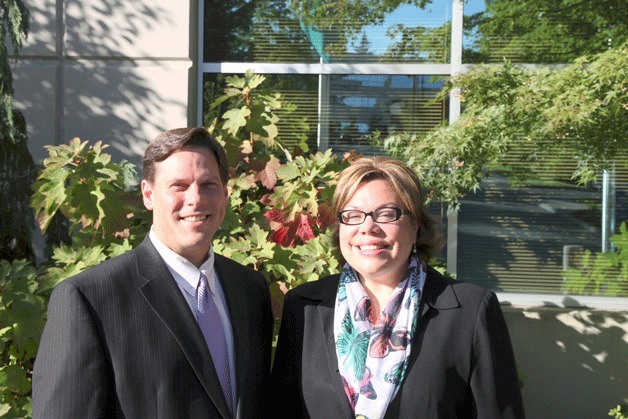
[332,156,445,262]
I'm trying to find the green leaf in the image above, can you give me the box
[222,107,251,136]
[276,163,300,181]
[247,73,266,90]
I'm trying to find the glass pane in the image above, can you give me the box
[204,0,453,63]
[463,0,627,64]
[325,74,447,154]
[456,144,628,296]
[203,73,446,155]
[203,73,319,151]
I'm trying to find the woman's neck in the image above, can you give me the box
[360,277,398,316]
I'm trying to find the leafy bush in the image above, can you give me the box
[1,138,144,416]
[563,221,628,296]
[609,404,628,419]
[0,260,43,418]
[0,71,350,416]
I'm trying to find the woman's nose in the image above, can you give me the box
[358,215,380,233]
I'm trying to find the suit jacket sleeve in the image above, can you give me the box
[33,279,112,418]
[470,291,525,418]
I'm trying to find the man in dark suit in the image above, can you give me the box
[33,127,273,418]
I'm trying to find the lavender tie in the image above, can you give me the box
[197,272,235,414]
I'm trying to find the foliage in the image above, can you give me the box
[1,0,29,143]
[207,0,627,64]
[380,45,628,209]
[0,4,36,413]
[384,21,450,62]
[0,139,144,416]
[609,404,628,419]
[207,70,350,312]
[289,0,430,60]
[291,0,429,35]
[1,110,36,263]
[0,260,43,418]
[465,0,627,63]
[1,0,37,266]
[29,138,145,291]
[562,222,628,297]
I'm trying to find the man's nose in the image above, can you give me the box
[185,184,202,204]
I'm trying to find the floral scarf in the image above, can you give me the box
[334,256,426,419]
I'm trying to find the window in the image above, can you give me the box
[200,0,627,303]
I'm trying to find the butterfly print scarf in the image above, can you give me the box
[334,256,426,418]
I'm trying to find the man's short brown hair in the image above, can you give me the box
[142,127,229,185]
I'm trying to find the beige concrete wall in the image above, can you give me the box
[504,306,627,418]
[12,0,196,168]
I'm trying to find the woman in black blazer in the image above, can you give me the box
[271,156,525,418]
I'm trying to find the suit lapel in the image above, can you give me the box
[213,255,249,405]
[136,238,231,418]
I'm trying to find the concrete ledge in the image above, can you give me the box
[496,292,628,311]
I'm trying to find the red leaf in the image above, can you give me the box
[264,209,285,230]
[296,214,315,242]
[316,203,337,230]
[271,227,289,245]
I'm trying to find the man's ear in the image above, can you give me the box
[141,179,154,210]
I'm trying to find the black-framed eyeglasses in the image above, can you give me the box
[338,207,411,225]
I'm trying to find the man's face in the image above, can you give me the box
[141,146,228,267]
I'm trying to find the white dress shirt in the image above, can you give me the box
[148,228,237,391]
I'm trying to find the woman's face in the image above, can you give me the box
[338,178,419,285]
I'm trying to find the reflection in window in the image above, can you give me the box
[326,74,446,154]
[463,0,626,63]
[203,73,446,155]
[204,0,453,63]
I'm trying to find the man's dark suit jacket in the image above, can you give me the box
[271,266,525,418]
[33,237,273,419]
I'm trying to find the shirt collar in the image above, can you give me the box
[148,227,216,292]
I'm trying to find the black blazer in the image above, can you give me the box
[271,266,525,418]
[33,237,273,419]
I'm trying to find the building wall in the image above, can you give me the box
[10,1,627,417]
[504,306,627,418]
[12,0,197,168]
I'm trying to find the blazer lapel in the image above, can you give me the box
[136,238,232,417]
[404,267,460,374]
[420,267,460,316]
[315,275,356,417]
